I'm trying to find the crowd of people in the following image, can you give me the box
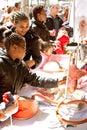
[0,1,70,99]
[0,1,87,119]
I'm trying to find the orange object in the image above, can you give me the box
[32,93,58,104]
[13,97,38,119]
[68,59,86,93]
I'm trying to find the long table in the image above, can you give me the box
[1,85,87,130]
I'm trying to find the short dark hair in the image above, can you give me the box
[32,4,44,20]
[4,29,25,51]
[14,1,21,8]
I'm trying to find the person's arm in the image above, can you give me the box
[24,30,42,69]
[23,65,58,88]
[46,17,56,41]
[25,60,35,68]
[29,38,42,69]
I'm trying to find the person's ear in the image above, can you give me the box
[43,50,47,54]
[13,22,16,26]
[37,13,41,20]
[13,44,17,50]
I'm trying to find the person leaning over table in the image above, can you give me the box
[8,11,42,69]
[0,29,58,103]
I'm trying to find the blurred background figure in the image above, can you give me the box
[59,6,69,22]
[46,2,63,41]
[78,16,87,43]
[0,6,14,26]
[14,1,21,12]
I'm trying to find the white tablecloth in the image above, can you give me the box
[1,103,87,130]
[1,85,87,130]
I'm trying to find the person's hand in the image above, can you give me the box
[49,29,56,36]
[25,60,35,68]
[0,109,5,119]
[13,95,20,100]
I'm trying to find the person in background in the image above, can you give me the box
[78,16,87,42]
[0,7,6,25]
[2,2,21,28]
[59,6,69,22]
[0,6,14,26]
[31,4,50,42]
[0,25,8,48]
[31,4,56,42]
[0,30,58,102]
[46,2,63,41]
[14,1,21,12]
[10,11,42,69]
[63,6,69,22]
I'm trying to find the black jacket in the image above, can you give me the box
[46,15,63,41]
[31,20,50,42]
[0,49,58,102]
[11,27,42,69]
[0,49,40,101]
